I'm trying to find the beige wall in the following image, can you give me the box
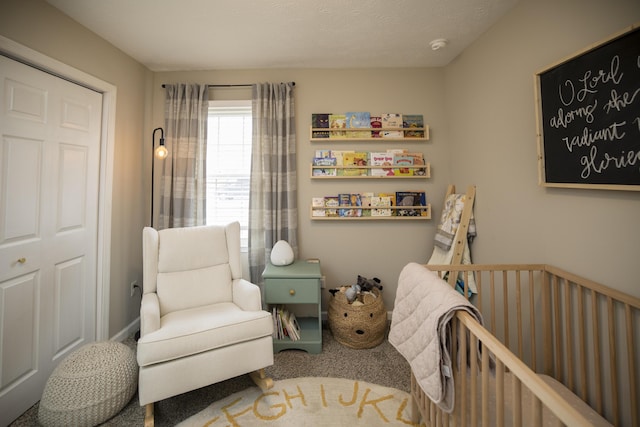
[1,0,638,340]
[154,68,451,311]
[0,0,149,338]
[445,0,640,298]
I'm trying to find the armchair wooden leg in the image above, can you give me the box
[250,368,274,391]
[144,403,154,427]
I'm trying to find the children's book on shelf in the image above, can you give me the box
[312,197,325,208]
[360,192,373,217]
[329,114,346,138]
[342,152,368,176]
[369,152,395,176]
[314,149,331,158]
[345,112,371,138]
[312,157,337,176]
[396,191,427,216]
[312,208,326,217]
[394,155,414,176]
[311,113,330,138]
[330,150,353,175]
[338,193,352,217]
[381,113,403,138]
[312,197,326,217]
[324,196,339,217]
[370,115,382,138]
[337,193,362,217]
[405,152,427,176]
[403,114,425,138]
[350,193,362,217]
[371,195,392,216]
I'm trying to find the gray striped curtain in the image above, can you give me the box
[249,82,298,284]
[158,83,208,229]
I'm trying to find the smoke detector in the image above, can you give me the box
[429,38,448,51]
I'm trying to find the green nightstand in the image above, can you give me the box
[263,260,322,354]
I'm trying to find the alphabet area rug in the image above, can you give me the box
[176,377,424,426]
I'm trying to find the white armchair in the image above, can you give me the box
[137,222,274,426]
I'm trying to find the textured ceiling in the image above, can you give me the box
[45,0,520,71]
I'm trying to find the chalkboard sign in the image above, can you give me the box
[535,24,640,191]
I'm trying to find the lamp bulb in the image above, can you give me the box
[154,145,168,159]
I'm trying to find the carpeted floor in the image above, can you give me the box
[10,324,411,426]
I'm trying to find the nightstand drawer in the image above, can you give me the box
[265,278,319,303]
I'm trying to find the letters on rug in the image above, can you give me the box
[176,376,422,426]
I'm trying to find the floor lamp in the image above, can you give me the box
[151,127,168,227]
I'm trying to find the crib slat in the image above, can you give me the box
[463,270,470,300]
[625,304,638,427]
[564,279,574,391]
[496,359,505,427]
[470,334,479,425]
[607,296,619,426]
[503,270,509,348]
[529,270,537,371]
[532,394,544,426]
[516,271,523,358]
[429,398,436,426]
[591,289,603,414]
[410,375,420,424]
[542,271,553,375]
[552,275,562,381]
[490,270,496,335]
[477,270,483,317]
[578,284,588,402]
[512,374,522,426]
[459,317,468,427]
[482,346,490,426]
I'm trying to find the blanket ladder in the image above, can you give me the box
[441,184,476,286]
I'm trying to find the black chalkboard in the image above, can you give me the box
[535,25,640,191]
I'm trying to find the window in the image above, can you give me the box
[206,100,252,250]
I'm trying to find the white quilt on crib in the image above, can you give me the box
[389,262,483,413]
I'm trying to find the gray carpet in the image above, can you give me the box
[10,324,411,426]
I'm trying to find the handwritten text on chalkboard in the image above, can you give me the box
[537,26,640,189]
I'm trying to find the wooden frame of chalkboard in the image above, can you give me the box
[535,23,640,191]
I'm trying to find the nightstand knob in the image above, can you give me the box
[289,289,295,296]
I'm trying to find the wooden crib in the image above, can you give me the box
[412,264,640,427]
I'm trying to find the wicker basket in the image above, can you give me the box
[328,288,387,349]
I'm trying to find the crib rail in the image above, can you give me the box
[425,264,640,427]
[411,310,600,426]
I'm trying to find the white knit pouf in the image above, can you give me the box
[38,341,138,427]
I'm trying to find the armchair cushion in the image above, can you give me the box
[154,225,235,315]
[157,264,232,315]
[137,302,273,367]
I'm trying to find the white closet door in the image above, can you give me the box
[0,55,102,426]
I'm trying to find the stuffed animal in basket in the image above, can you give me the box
[357,275,383,292]
[328,284,361,303]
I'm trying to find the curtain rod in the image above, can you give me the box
[161,82,295,88]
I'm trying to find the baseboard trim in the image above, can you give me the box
[111,317,140,342]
